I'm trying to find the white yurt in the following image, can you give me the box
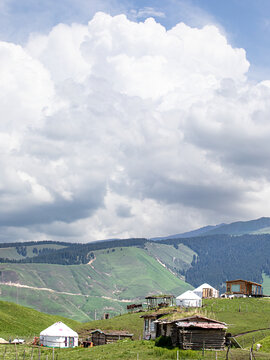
[176,290,202,307]
[40,322,78,348]
[193,283,219,298]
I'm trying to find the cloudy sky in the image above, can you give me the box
[1,0,270,242]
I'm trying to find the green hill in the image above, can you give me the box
[0,247,192,321]
[0,300,79,339]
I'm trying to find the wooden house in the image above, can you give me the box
[141,312,169,340]
[226,279,263,297]
[90,330,133,346]
[156,315,227,350]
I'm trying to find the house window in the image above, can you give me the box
[231,284,241,292]
[145,319,149,331]
[150,320,155,332]
[65,337,67,346]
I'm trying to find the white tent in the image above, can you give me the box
[40,322,78,348]
[176,290,202,307]
[193,283,219,298]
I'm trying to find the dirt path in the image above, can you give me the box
[234,328,270,337]
[87,256,96,267]
[0,281,133,303]
[0,281,88,296]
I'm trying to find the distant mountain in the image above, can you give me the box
[151,217,270,240]
[203,217,270,236]
[150,224,224,241]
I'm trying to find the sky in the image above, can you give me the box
[1,0,270,242]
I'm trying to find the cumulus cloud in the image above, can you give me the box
[0,12,270,242]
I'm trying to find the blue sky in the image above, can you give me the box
[1,0,270,80]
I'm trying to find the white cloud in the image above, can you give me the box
[0,12,270,242]
[130,7,165,20]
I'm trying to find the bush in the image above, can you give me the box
[155,336,172,349]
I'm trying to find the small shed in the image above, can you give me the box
[176,291,202,307]
[193,283,219,299]
[40,322,78,348]
[226,279,263,297]
[91,330,133,346]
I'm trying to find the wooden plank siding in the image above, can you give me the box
[179,329,226,350]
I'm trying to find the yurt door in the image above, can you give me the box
[68,337,74,347]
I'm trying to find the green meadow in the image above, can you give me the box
[1,298,270,359]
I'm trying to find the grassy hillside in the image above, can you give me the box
[0,300,79,339]
[145,242,196,278]
[0,247,192,321]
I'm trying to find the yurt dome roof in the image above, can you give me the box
[194,283,216,291]
[176,290,201,300]
[40,322,78,337]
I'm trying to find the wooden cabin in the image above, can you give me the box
[226,279,263,297]
[90,330,133,346]
[145,294,175,309]
[156,315,227,350]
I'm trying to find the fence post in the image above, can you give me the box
[226,344,230,360]
[30,347,34,360]
[3,345,6,360]
[202,340,205,357]
[177,350,179,360]
[38,347,41,360]
[23,349,25,360]
[53,347,54,360]
[14,343,18,360]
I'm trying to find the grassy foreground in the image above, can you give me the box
[0,341,269,360]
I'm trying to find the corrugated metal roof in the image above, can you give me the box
[176,321,227,329]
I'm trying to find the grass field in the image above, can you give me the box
[0,341,269,360]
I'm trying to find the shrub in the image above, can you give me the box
[155,336,172,348]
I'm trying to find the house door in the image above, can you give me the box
[68,337,74,347]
